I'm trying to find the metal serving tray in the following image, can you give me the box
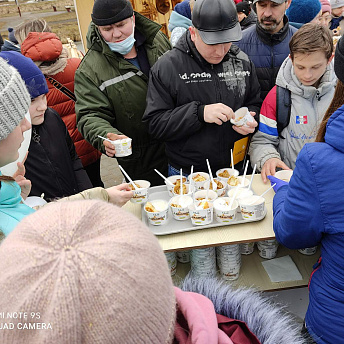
[142,185,267,236]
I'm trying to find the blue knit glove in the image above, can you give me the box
[267,175,289,193]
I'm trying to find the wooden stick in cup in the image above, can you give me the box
[248,164,257,190]
[154,169,173,186]
[118,164,138,190]
[241,160,249,187]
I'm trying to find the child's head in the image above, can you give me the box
[320,0,332,26]
[0,51,48,126]
[0,200,176,343]
[14,18,52,45]
[0,57,31,167]
[289,23,333,87]
[286,0,322,25]
[330,0,344,16]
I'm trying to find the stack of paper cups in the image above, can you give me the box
[257,239,279,259]
[217,244,241,281]
[298,246,317,255]
[165,252,177,276]
[176,250,190,263]
[190,247,217,277]
[240,242,255,255]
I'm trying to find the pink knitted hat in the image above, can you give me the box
[0,200,176,343]
[320,0,331,13]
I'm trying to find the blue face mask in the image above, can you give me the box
[106,19,136,56]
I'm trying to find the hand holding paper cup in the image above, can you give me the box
[99,133,132,157]
[230,107,255,127]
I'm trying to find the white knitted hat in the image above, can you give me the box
[0,200,176,344]
[0,57,30,140]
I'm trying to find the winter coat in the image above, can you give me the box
[143,30,262,175]
[272,104,344,344]
[25,107,93,202]
[75,12,171,186]
[249,57,337,171]
[240,11,257,31]
[0,176,35,237]
[329,15,344,32]
[168,10,192,46]
[21,32,101,168]
[181,276,305,344]
[0,40,20,52]
[235,16,297,100]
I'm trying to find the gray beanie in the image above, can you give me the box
[0,57,30,141]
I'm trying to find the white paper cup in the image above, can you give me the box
[239,195,265,220]
[144,199,168,226]
[24,196,47,209]
[230,107,254,127]
[204,179,227,197]
[188,172,209,190]
[172,183,191,197]
[188,202,213,226]
[165,252,177,276]
[227,176,250,190]
[165,175,188,196]
[194,189,218,202]
[213,198,238,223]
[114,138,132,157]
[274,170,293,182]
[130,180,150,204]
[258,246,278,259]
[240,242,255,255]
[298,246,317,255]
[220,271,240,281]
[169,195,193,221]
[176,250,190,263]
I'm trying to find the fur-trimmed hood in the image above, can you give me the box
[182,276,306,344]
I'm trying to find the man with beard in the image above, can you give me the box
[235,0,296,100]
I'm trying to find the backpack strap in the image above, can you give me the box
[276,85,291,139]
[46,76,76,102]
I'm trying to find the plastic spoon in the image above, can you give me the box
[180,168,183,196]
[241,160,249,187]
[246,183,276,205]
[229,186,240,209]
[118,164,138,190]
[230,149,234,171]
[248,164,257,191]
[206,158,217,191]
[189,165,194,194]
[97,135,114,144]
[154,169,173,186]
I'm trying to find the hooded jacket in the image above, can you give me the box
[75,13,171,185]
[143,31,262,175]
[272,104,344,344]
[240,11,257,31]
[235,16,297,100]
[25,108,93,202]
[168,10,192,46]
[21,32,101,168]
[249,57,337,171]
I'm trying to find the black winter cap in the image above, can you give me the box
[236,2,251,16]
[92,0,133,26]
[192,0,242,44]
[335,37,344,84]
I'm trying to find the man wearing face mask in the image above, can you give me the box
[75,0,171,186]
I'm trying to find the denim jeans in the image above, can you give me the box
[168,164,190,177]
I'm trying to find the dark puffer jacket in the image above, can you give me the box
[25,108,92,201]
[143,31,262,174]
[235,16,297,100]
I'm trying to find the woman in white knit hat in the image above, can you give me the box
[0,57,133,238]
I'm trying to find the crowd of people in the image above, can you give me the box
[0,0,343,342]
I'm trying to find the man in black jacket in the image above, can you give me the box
[235,0,296,100]
[143,0,262,176]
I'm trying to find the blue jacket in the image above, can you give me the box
[272,104,344,344]
[235,16,297,100]
[0,175,35,236]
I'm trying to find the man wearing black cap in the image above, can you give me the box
[74,0,171,186]
[143,0,262,176]
[236,2,257,30]
[235,0,296,100]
